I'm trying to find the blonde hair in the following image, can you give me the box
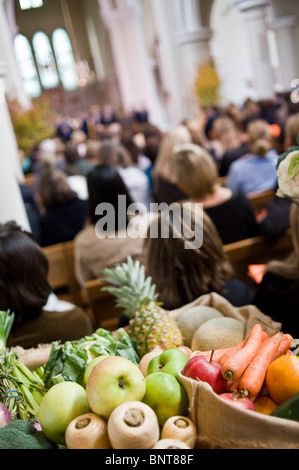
[153,125,192,181]
[144,203,233,309]
[171,143,218,199]
[266,204,299,279]
[247,119,273,157]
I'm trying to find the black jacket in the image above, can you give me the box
[40,198,87,247]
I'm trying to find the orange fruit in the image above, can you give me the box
[265,355,299,405]
[253,395,278,415]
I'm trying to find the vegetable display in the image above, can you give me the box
[43,327,139,389]
[0,311,47,421]
[1,294,299,449]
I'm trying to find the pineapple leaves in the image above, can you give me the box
[100,257,162,318]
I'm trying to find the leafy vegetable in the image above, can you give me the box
[0,420,56,449]
[287,151,299,180]
[43,328,140,389]
[0,311,47,421]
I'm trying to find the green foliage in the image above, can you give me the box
[195,62,221,109]
[7,97,55,157]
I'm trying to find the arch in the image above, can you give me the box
[52,28,78,91]
[32,31,59,89]
[13,33,41,97]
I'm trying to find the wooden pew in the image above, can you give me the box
[83,279,123,330]
[224,228,293,281]
[43,241,83,307]
[247,189,275,212]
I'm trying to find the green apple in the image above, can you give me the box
[83,355,109,386]
[39,381,90,445]
[86,356,146,419]
[147,349,189,379]
[142,372,188,426]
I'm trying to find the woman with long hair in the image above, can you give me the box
[0,221,94,348]
[144,203,251,310]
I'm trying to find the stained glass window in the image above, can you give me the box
[32,31,59,89]
[52,28,78,91]
[14,34,41,98]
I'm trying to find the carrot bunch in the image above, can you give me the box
[194,324,293,401]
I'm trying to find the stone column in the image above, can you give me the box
[0,66,30,229]
[98,0,168,130]
[235,0,275,100]
[173,0,214,116]
[271,15,299,91]
[150,0,189,125]
[0,0,31,109]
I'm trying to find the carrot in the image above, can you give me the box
[221,323,264,381]
[237,332,282,398]
[217,338,248,365]
[271,333,293,362]
[261,330,269,342]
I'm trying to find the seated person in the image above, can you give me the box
[252,203,299,338]
[143,202,251,311]
[226,119,278,195]
[37,166,88,247]
[152,125,192,205]
[74,165,150,286]
[0,221,94,349]
[171,143,260,244]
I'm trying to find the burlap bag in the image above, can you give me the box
[178,374,299,449]
[11,344,52,370]
[171,292,299,449]
[170,291,282,336]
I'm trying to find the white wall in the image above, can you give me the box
[210,0,279,107]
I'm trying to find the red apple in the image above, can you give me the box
[219,392,256,411]
[181,355,227,394]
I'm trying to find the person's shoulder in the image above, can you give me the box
[229,153,252,170]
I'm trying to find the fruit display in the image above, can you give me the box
[177,305,224,347]
[101,257,183,356]
[191,316,245,351]
[1,257,299,449]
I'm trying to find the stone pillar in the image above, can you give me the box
[150,0,189,125]
[0,0,31,109]
[0,67,30,229]
[173,0,214,116]
[271,15,299,91]
[98,0,168,130]
[235,0,275,100]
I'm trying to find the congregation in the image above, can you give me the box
[2,93,299,348]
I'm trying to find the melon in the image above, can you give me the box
[191,316,245,351]
[177,306,223,347]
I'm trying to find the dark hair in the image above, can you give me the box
[38,167,77,209]
[87,165,134,230]
[144,204,233,309]
[0,221,52,324]
[64,142,80,164]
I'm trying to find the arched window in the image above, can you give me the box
[32,31,59,89]
[52,28,78,91]
[14,34,41,98]
[19,0,43,10]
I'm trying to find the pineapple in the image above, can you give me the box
[101,257,183,357]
